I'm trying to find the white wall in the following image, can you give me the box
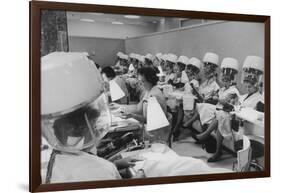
[125,21,264,94]
[67,20,157,39]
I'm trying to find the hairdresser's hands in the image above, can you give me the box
[109,103,122,111]
[114,157,144,170]
[132,169,146,178]
[119,111,134,119]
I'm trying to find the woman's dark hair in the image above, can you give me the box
[204,62,217,72]
[153,66,160,74]
[137,67,159,86]
[101,66,116,79]
[186,64,200,75]
[243,74,258,85]
[221,73,235,82]
[177,62,186,72]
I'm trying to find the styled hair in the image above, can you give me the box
[204,62,217,72]
[243,74,258,85]
[177,62,186,72]
[101,66,116,79]
[137,67,159,86]
[221,74,235,82]
[186,64,200,75]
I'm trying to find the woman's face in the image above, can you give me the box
[203,63,215,79]
[138,74,152,90]
[203,63,210,74]
[185,65,193,77]
[165,65,172,74]
[173,63,180,73]
[245,82,258,94]
[221,78,231,88]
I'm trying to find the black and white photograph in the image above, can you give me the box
[38,6,267,186]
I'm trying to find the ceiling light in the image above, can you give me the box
[80,18,95,22]
[112,21,124,25]
[124,15,140,19]
[152,21,158,23]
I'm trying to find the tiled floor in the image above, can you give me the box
[171,129,237,171]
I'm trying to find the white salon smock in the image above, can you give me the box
[180,71,189,84]
[50,151,121,183]
[197,85,240,125]
[184,79,199,95]
[198,78,220,99]
[239,91,263,109]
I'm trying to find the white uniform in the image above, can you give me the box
[50,151,121,183]
[197,85,240,125]
[239,91,263,109]
[132,147,231,177]
[184,79,199,95]
[198,77,220,99]
[215,91,263,139]
[180,71,189,84]
[218,85,240,102]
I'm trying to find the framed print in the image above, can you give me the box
[30,0,270,192]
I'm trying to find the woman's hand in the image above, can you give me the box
[114,157,144,170]
[109,102,120,108]
[219,98,227,105]
[132,169,146,178]
[212,95,219,101]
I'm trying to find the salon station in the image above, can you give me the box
[40,11,265,183]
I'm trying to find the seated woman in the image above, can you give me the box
[172,57,202,141]
[175,55,190,86]
[114,52,129,75]
[194,56,264,162]
[119,54,129,75]
[101,66,129,104]
[164,61,175,84]
[198,52,221,103]
[184,57,202,95]
[169,56,189,88]
[181,52,222,130]
[240,56,264,109]
[41,52,144,183]
[111,66,170,144]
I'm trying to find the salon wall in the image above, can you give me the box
[68,36,125,67]
[67,20,157,39]
[125,21,264,94]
